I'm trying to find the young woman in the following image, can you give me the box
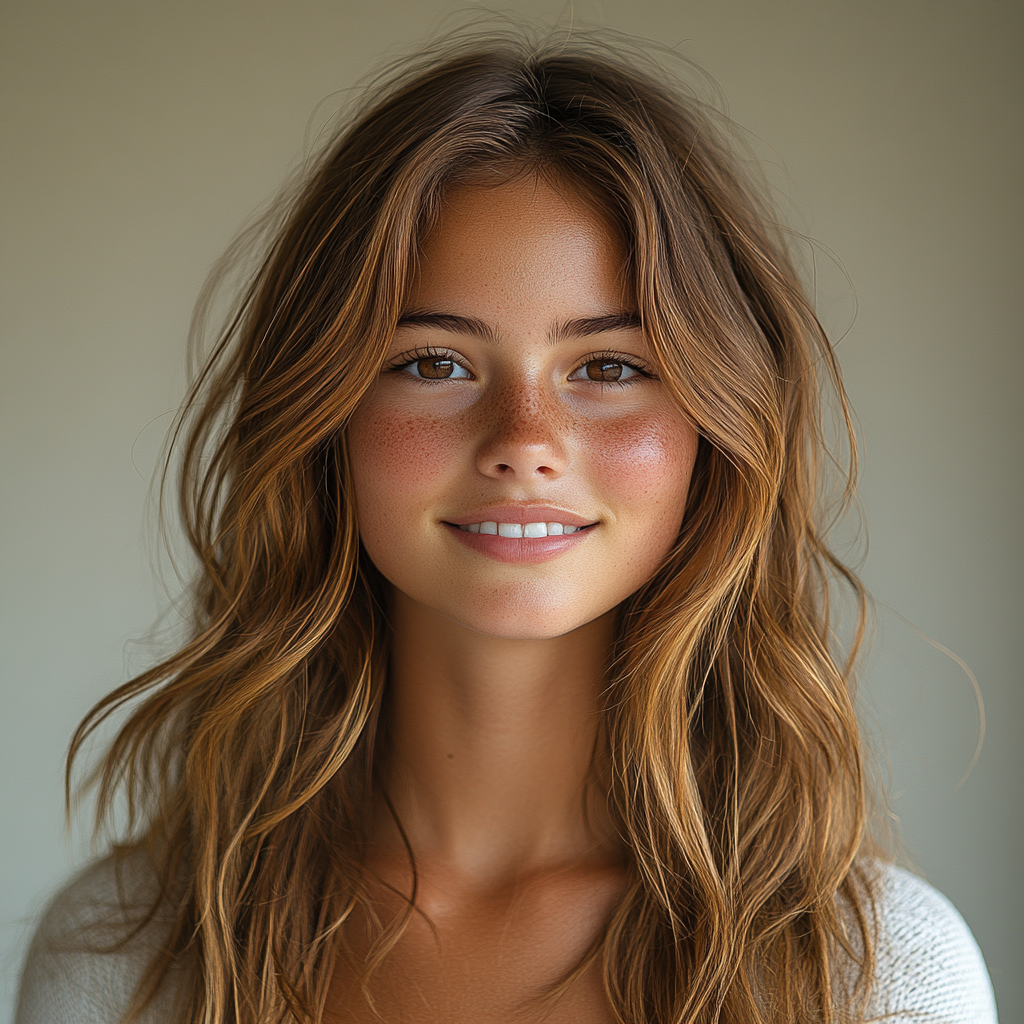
[16,34,997,1024]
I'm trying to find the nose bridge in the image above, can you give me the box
[498,371,548,437]
[476,370,568,478]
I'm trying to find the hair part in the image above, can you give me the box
[69,28,878,1024]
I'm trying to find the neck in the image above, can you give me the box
[373,589,621,884]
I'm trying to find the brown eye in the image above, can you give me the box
[418,358,455,379]
[400,355,470,380]
[585,359,624,382]
[568,357,645,385]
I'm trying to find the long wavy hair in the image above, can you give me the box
[69,31,879,1024]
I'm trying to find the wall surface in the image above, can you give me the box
[2,1,1021,1020]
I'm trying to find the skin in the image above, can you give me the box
[331,175,699,1022]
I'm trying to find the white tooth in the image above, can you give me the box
[467,522,481,533]
[480,521,498,535]
[498,522,523,538]
[546,522,564,536]
[563,525,578,534]
[523,522,547,538]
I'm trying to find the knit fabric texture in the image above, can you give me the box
[864,865,998,1023]
[15,858,999,1023]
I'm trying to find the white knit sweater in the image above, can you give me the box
[15,858,998,1023]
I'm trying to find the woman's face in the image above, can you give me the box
[346,174,699,639]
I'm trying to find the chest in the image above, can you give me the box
[323,867,624,1023]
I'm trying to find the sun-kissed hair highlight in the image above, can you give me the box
[68,29,881,1024]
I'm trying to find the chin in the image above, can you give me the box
[437,590,612,642]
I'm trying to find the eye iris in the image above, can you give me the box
[586,360,623,382]
[418,358,454,379]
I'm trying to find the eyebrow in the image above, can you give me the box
[395,310,642,345]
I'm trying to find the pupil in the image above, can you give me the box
[587,360,622,381]
[419,358,453,379]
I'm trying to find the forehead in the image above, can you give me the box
[409,175,634,318]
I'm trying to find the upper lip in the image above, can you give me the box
[445,504,596,528]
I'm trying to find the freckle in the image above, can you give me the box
[366,410,460,487]
[447,753,454,759]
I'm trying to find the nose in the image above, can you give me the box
[474,377,568,480]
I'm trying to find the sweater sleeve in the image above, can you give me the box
[866,865,998,1024]
[14,856,178,1024]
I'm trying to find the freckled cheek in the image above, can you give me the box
[582,413,698,528]
[346,400,467,525]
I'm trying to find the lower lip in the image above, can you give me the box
[443,523,595,564]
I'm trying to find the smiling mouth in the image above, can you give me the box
[454,521,594,538]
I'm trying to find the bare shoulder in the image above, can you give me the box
[15,852,179,1024]
[865,863,999,1023]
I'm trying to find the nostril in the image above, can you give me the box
[476,430,568,480]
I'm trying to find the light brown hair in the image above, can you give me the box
[70,30,878,1023]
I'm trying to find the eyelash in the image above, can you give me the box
[571,350,655,387]
[385,347,470,380]
[386,347,656,387]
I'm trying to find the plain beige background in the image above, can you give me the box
[1,1,1020,1020]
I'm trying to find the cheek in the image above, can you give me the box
[584,410,698,529]
[346,398,464,525]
